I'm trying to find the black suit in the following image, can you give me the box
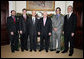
[38,17,52,51]
[28,16,39,51]
[63,13,77,54]
[7,16,19,52]
[19,15,29,51]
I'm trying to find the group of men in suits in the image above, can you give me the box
[7,9,52,53]
[7,5,77,56]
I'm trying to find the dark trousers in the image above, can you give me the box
[30,34,37,50]
[40,35,50,51]
[20,32,28,51]
[9,32,19,52]
[64,32,74,54]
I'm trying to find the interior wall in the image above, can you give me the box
[8,1,73,16]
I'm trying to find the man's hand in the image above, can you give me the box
[11,32,14,35]
[38,32,40,35]
[18,31,19,34]
[71,33,74,37]
[62,31,64,34]
[53,28,57,32]
[20,30,22,34]
[49,32,51,36]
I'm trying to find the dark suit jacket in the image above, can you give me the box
[7,16,19,33]
[28,16,39,36]
[63,13,77,33]
[38,17,52,36]
[19,15,29,34]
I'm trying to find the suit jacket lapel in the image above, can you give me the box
[45,17,48,26]
[42,18,44,26]
[11,16,15,23]
[33,17,37,24]
[22,15,26,22]
[68,13,73,20]
[31,17,33,24]
[15,16,17,22]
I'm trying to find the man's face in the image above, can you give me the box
[56,9,60,14]
[11,11,16,16]
[32,11,36,16]
[43,11,47,18]
[22,10,27,14]
[67,7,72,13]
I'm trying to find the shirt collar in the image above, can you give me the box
[68,12,73,15]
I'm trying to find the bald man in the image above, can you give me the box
[38,11,52,52]
[28,11,39,52]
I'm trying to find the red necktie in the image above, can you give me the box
[13,17,16,24]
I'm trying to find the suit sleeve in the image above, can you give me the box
[36,19,40,32]
[51,16,56,28]
[63,15,66,31]
[72,14,77,33]
[57,15,64,30]
[7,17,13,32]
[37,18,41,32]
[19,16,22,31]
[49,17,52,33]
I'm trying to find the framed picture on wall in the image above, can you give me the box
[26,1,55,11]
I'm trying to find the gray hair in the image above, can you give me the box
[68,5,73,11]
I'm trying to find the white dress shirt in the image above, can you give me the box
[68,12,73,18]
[32,16,35,24]
[43,17,47,26]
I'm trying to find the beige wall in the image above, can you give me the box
[9,1,73,16]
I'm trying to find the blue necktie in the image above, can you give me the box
[57,14,59,20]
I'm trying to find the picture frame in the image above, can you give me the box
[26,1,55,11]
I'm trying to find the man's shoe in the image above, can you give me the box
[15,49,19,51]
[25,49,28,51]
[69,53,73,56]
[50,49,54,51]
[46,50,48,52]
[61,50,67,53]
[34,50,37,52]
[39,49,42,52]
[12,50,15,53]
[30,49,32,52]
[56,51,60,53]
[21,49,24,52]
[39,49,43,51]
